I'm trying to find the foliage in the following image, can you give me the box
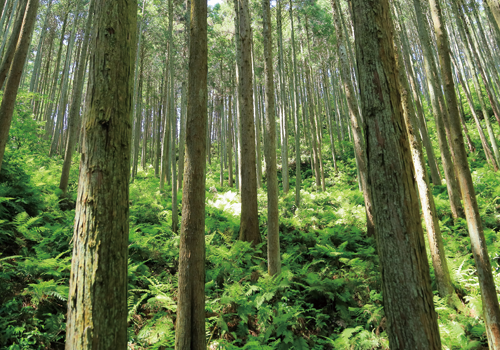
[1,103,500,349]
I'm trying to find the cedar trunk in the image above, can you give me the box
[351,0,442,348]
[174,0,207,347]
[64,0,136,347]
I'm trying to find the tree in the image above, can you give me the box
[174,0,207,346]
[237,0,260,245]
[0,0,38,173]
[59,0,95,193]
[64,0,137,347]
[428,0,500,346]
[351,0,442,347]
[262,0,280,275]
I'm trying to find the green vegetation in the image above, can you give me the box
[0,97,499,349]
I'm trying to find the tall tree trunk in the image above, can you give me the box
[289,0,301,208]
[64,0,136,346]
[393,5,457,302]
[175,0,207,346]
[351,0,441,348]
[228,92,233,187]
[277,0,289,192]
[0,0,27,89]
[29,0,52,93]
[331,0,375,236]
[262,0,280,276]
[43,7,69,139]
[413,0,465,220]
[50,1,82,157]
[178,81,187,189]
[237,0,260,245]
[0,0,38,173]
[59,0,95,193]
[428,0,500,346]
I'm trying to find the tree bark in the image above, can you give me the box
[262,0,280,276]
[237,0,260,245]
[351,0,442,348]
[64,0,136,346]
[174,0,207,346]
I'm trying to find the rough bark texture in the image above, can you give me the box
[262,0,280,276]
[64,0,136,347]
[0,0,38,173]
[428,0,500,347]
[351,0,442,348]
[174,0,207,346]
[237,0,260,245]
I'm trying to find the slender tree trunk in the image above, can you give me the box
[29,0,52,93]
[0,0,27,89]
[237,0,260,245]
[44,7,69,139]
[178,81,187,189]
[228,93,233,187]
[0,0,38,173]
[277,0,289,192]
[175,0,207,346]
[331,0,375,236]
[428,0,500,346]
[59,0,95,193]
[351,0,442,348]
[393,5,457,302]
[289,0,301,208]
[262,0,280,276]
[64,0,136,346]
[50,1,82,157]
[413,0,465,219]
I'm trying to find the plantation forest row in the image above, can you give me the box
[0,0,500,348]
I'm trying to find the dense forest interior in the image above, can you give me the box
[1,0,500,348]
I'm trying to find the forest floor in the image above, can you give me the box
[0,139,499,349]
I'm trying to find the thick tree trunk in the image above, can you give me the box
[428,0,500,346]
[174,0,207,346]
[351,0,442,348]
[64,0,136,347]
[0,0,38,173]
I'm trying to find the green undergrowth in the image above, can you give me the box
[1,117,499,349]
